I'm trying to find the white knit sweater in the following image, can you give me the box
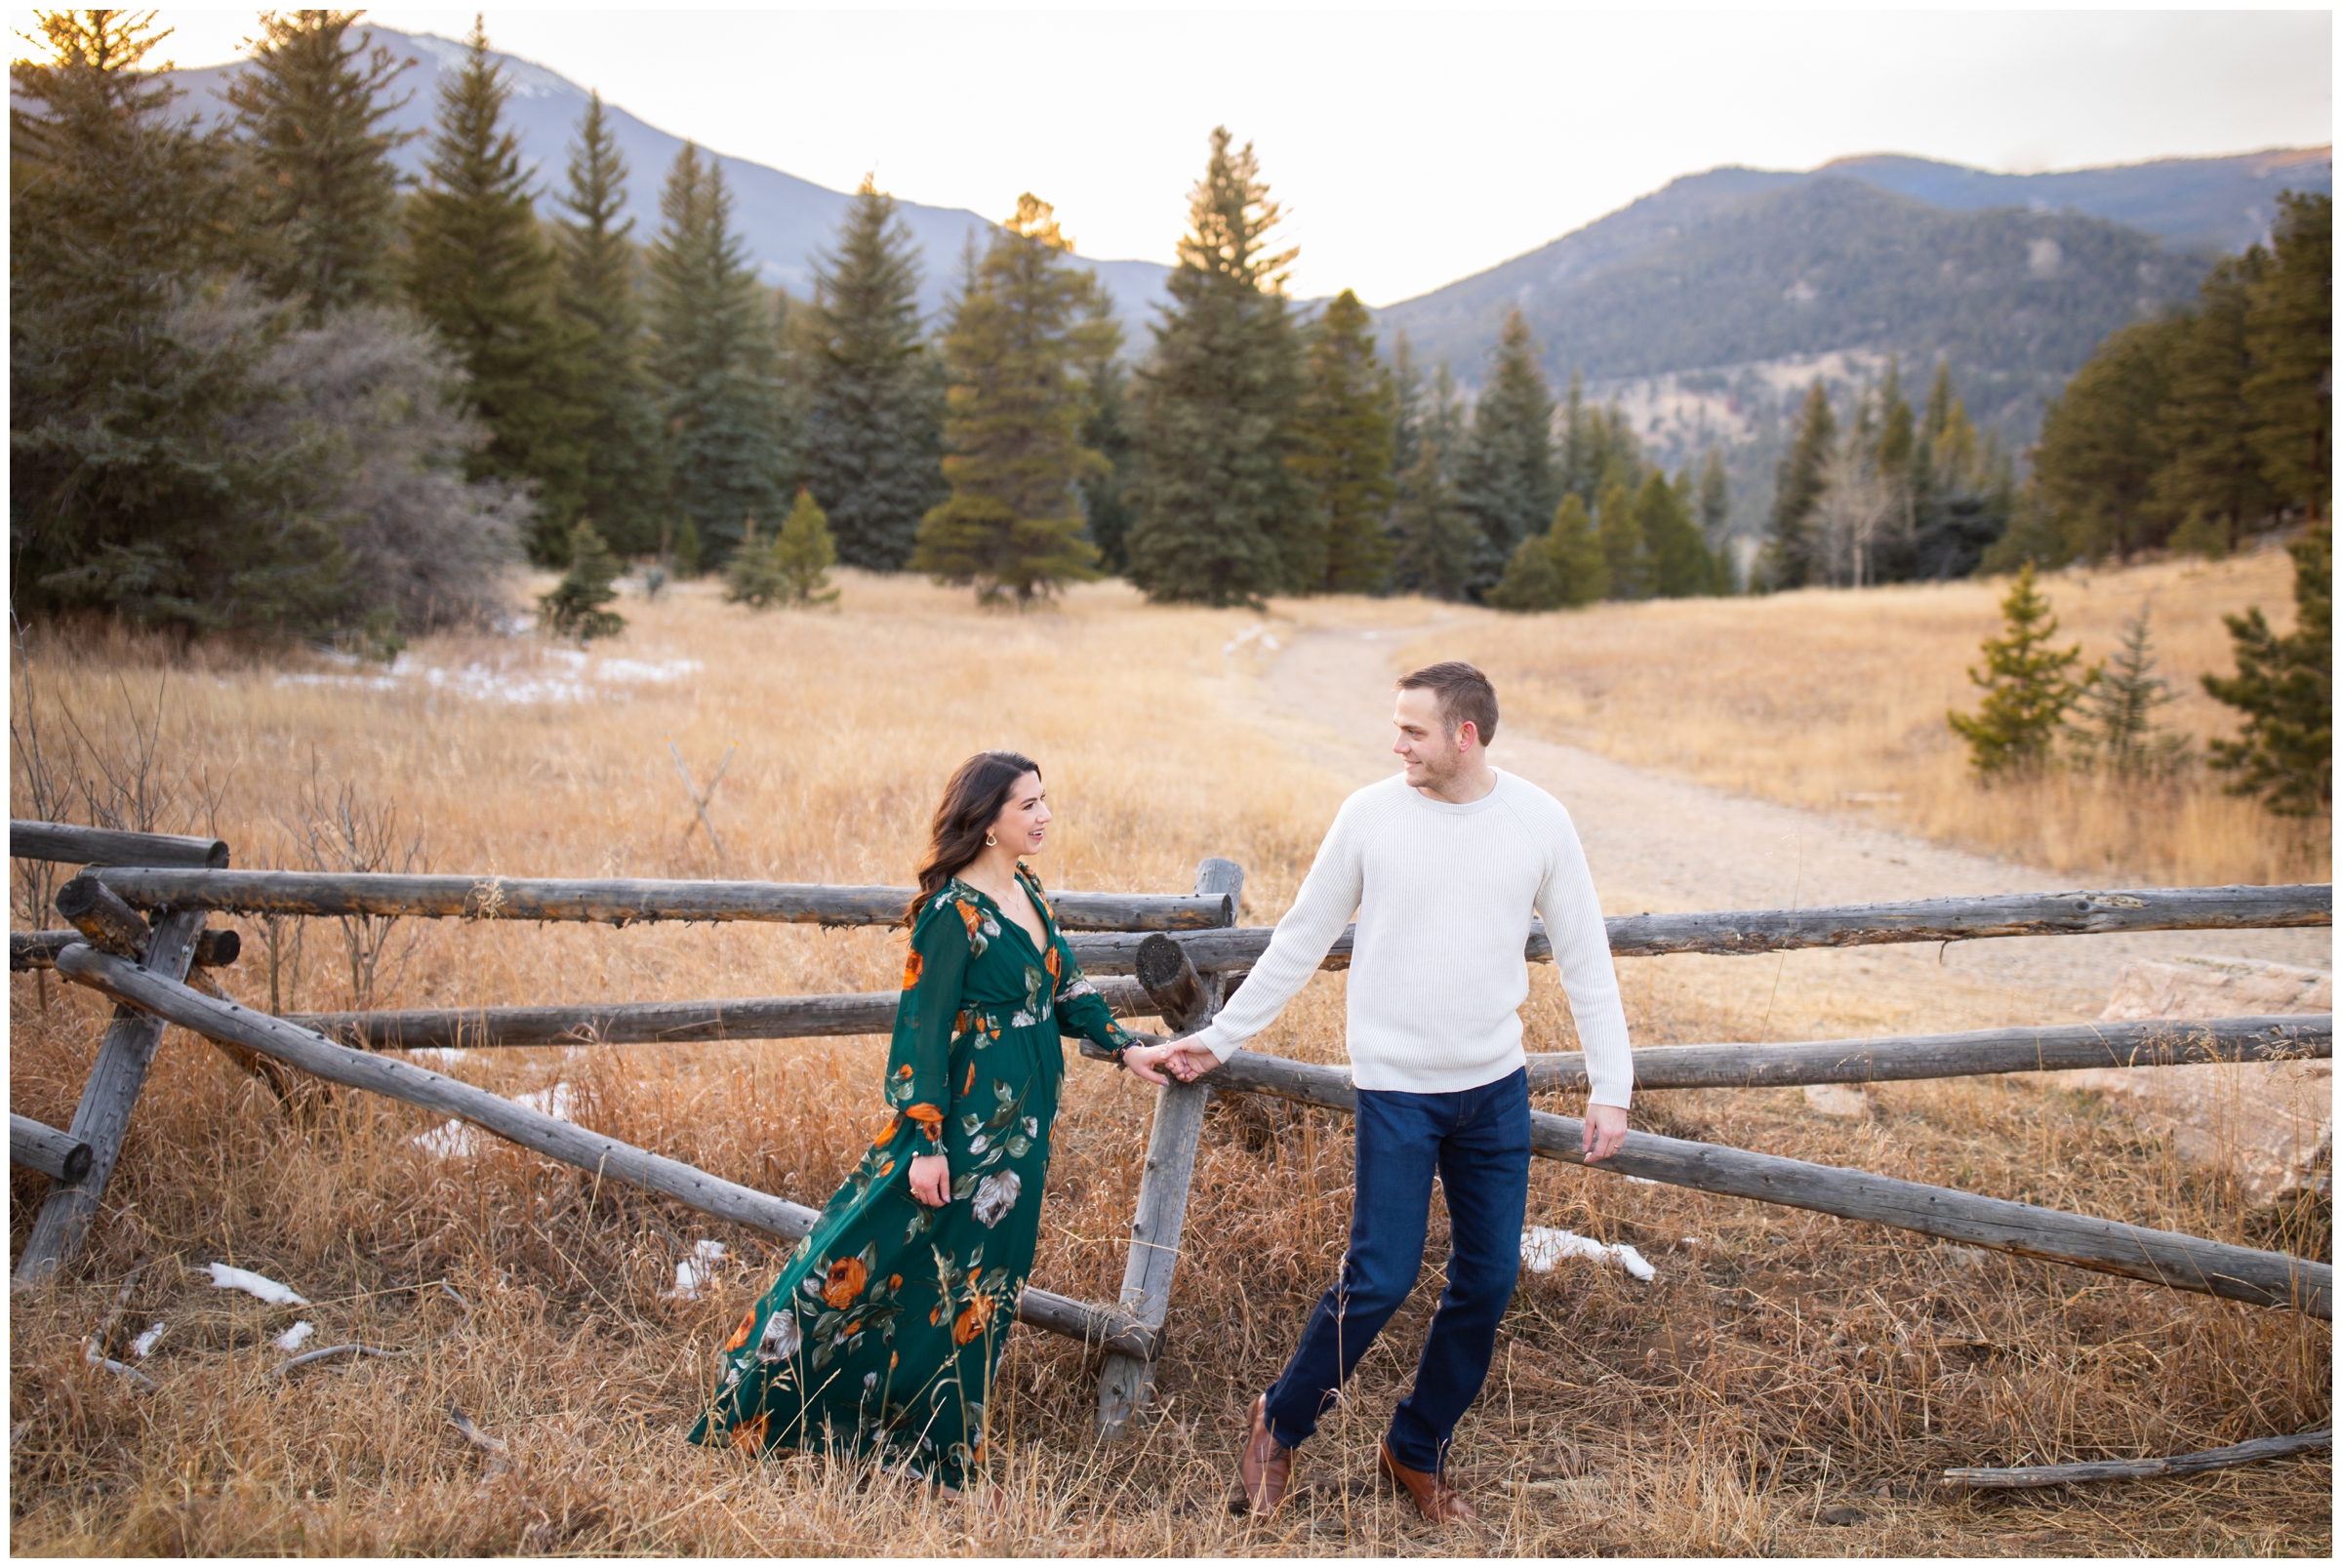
[1190,770,1634,1105]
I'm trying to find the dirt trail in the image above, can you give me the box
[1232,624,2330,1036]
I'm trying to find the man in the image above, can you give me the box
[1130,661,1632,1521]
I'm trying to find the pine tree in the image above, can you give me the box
[1947,563,2094,775]
[1292,289,1396,593]
[1487,493,1605,611]
[2070,605,2189,777]
[1072,290,1138,574]
[1596,474,1645,599]
[1454,309,1560,595]
[227,10,416,318]
[1126,128,1310,606]
[404,18,587,560]
[1697,447,1733,589]
[1390,331,1425,490]
[2026,321,2179,562]
[773,487,842,606]
[2243,191,2331,523]
[1763,379,1835,588]
[2202,522,2331,815]
[11,10,344,631]
[554,92,667,556]
[2152,252,2276,552]
[722,514,787,608]
[911,194,1106,604]
[1390,369,1476,600]
[804,176,946,571]
[538,518,625,640]
[1641,470,1713,597]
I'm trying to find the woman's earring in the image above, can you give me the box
[984,832,997,847]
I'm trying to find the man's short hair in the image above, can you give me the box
[1395,662,1498,746]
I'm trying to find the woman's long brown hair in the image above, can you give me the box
[905,750,1041,924]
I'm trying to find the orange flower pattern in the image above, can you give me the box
[689,864,1135,1490]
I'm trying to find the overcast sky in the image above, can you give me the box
[81,6,2342,303]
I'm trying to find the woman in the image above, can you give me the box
[689,750,1179,1491]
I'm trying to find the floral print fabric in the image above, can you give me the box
[688,864,1135,1488]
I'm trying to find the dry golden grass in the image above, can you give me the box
[1400,543,2329,889]
[10,569,2330,1555]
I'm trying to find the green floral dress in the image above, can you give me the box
[688,864,1137,1488]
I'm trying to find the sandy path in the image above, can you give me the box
[1231,624,2330,1036]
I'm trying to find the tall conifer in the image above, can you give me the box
[2152,252,2276,552]
[1072,290,1138,573]
[2243,192,2331,522]
[1389,368,1475,599]
[910,195,1106,603]
[1763,379,1835,588]
[804,177,946,570]
[227,10,415,317]
[404,19,587,558]
[1454,309,1560,594]
[554,92,667,555]
[1126,127,1310,605]
[646,142,784,564]
[1640,470,1713,597]
[1293,289,1396,593]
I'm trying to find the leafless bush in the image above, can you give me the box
[278,763,427,1012]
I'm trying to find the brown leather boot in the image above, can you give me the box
[1237,1394,1294,1516]
[1380,1439,1475,1522]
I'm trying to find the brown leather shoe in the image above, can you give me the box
[1237,1394,1294,1516]
[1380,1439,1476,1522]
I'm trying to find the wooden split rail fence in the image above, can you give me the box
[10,820,2335,1438]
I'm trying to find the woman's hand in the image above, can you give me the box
[1123,1039,1221,1086]
[909,1152,950,1206]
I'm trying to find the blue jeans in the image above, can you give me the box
[1262,1066,1530,1476]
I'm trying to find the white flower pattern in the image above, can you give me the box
[971,1169,1022,1228]
[755,1307,801,1363]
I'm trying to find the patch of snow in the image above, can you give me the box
[411,1082,574,1159]
[1520,1226,1656,1282]
[207,1263,309,1307]
[597,657,701,684]
[130,1322,167,1357]
[664,1239,728,1301]
[274,1321,316,1352]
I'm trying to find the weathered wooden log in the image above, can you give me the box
[1072,1042,2332,1316]
[14,909,210,1286]
[56,875,162,959]
[12,928,239,972]
[1062,883,2332,974]
[1524,1015,2333,1093]
[10,819,230,868]
[1943,1427,2332,1489]
[49,945,1155,1358]
[1098,856,1243,1440]
[285,976,1158,1052]
[10,1112,92,1184]
[92,867,1233,932]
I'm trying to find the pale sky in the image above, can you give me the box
[65,6,2342,303]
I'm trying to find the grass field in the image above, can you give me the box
[9,563,2330,1555]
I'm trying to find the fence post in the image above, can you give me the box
[13,907,210,1286]
[1097,857,1243,1439]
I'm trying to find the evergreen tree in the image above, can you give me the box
[1487,493,1604,610]
[1696,447,1733,588]
[1126,127,1309,605]
[2152,251,2276,553]
[1389,331,1425,490]
[646,142,786,565]
[227,10,416,318]
[804,176,946,571]
[772,487,841,606]
[2025,320,2179,562]
[1595,474,1644,599]
[1072,290,1137,574]
[2202,522,2331,816]
[11,10,343,631]
[1947,563,2094,775]
[1293,289,1396,593]
[2070,605,2189,777]
[404,18,587,559]
[1557,372,1598,505]
[538,518,625,641]
[1762,379,1834,588]
[1454,309,1560,595]
[554,92,667,556]
[911,194,1106,604]
[1641,469,1713,597]
[1390,369,1475,600]
[723,514,787,608]
[2243,191,2331,523]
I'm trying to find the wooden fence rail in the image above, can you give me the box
[13,928,240,972]
[1080,1041,2332,1318]
[51,944,1157,1358]
[10,1113,92,1184]
[9,820,228,868]
[87,867,1232,933]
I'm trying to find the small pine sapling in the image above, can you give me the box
[538,519,626,642]
[774,489,842,607]
[2069,605,2190,777]
[723,516,788,610]
[2202,523,2331,816]
[1948,563,2094,774]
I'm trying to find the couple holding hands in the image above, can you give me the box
[691,662,1633,1520]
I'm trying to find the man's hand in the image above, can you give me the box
[909,1152,950,1206]
[1122,1040,1223,1085]
[1582,1104,1629,1163]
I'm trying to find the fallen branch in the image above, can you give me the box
[1943,1427,2332,1488]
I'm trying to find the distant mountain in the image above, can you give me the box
[153,27,1176,338]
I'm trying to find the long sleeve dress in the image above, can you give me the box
[687,864,1138,1489]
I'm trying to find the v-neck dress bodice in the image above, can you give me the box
[687,864,1135,1487]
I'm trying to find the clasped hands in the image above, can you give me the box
[1119,1034,1218,1086]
